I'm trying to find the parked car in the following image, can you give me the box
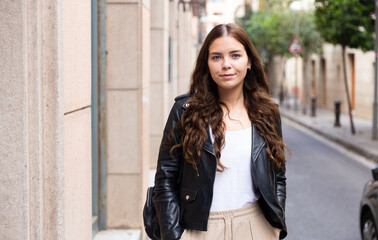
[360,166,378,240]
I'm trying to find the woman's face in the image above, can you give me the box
[207,36,251,92]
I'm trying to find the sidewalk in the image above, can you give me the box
[279,105,378,163]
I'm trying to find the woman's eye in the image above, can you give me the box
[232,54,241,58]
[212,55,221,60]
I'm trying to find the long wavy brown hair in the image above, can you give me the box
[171,23,288,172]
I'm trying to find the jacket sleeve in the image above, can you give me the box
[276,165,286,212]
[275,113,287,239]
[276,114,286,211]
[152,101,184,240]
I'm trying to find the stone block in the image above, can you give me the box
[106,4,139,89]
[150,135,162,169]
[63,0,91,113]
[150,82,166,134]
[106,0,150,8]
[150,29,168,83]
[141,5,151,89]
[107,90,140,174]
[0,2,28,238]
[150,0,168,29]
[107,174,141,228]
[64,108,92,240]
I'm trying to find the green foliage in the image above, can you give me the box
[297,12,323,58]
[314,0,374,51]
[243,10,291,61]
[239,9,322,63]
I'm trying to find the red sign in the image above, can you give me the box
[288,37,303,54]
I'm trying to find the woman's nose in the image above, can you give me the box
[222,57,231,69]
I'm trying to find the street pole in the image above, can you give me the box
[295,54,299,111]
[373,0,378,140]
[289,1,302,112]
[294,15,299,112]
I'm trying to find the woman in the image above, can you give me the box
[153,23,288,240]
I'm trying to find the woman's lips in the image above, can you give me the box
[220,74,235,79]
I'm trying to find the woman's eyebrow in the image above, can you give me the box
[209,49,243,55]
[209,52,222,55]
[230,50,243,53]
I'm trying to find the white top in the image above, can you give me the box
[210,126,260,212]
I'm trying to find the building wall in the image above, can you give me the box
[168,0,180,103]
[0,1,91,239]
[101,0,201,234]
[177,4,194,95]
[270,55,287,100]
[0,2,37,238]
[63,0,92,239]
[104,0,150,231]
[350,49,375,119]
[0,0,203,239]
[149,0,200,168]
[284,42,375,120]
[150,0,170,169]
[205,0,250,31]
[314,43,375,119]
[285,56,304,107]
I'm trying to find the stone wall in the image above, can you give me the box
[0,0,91,239]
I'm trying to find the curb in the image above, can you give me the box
[281,112,378,163]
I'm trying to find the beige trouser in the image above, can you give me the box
[180,202,279,240]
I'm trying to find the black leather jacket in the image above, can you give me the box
[153,94,287,240]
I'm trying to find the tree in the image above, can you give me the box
[294,12,323,114]
[315,0,375,134]
[238,10,322,101]
[243,10,293,61]
[238,10,294,96]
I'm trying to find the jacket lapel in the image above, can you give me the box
[182,102,216,157]
[252,124,266,162]
[183,101,267,159]
[202,124,266,160]
[203,128,216,156]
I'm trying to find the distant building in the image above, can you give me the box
[282,0,375,120]
[205,0,258,31]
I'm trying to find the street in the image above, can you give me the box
[283,119,373,240]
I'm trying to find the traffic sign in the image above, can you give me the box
[288,37,303,54]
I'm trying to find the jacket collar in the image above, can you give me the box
[203,128,216,156]
[202,123,266,162]
[182,102,216,156]
[181,100,265,161]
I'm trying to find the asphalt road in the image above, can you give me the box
[283,119,372,240]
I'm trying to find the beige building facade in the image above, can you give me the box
[0,0,205,240]
[314,44,375,120]
[205,0,256,31]
[284,43,375,120]
[277,0,376,120]
[0,0,92,239]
